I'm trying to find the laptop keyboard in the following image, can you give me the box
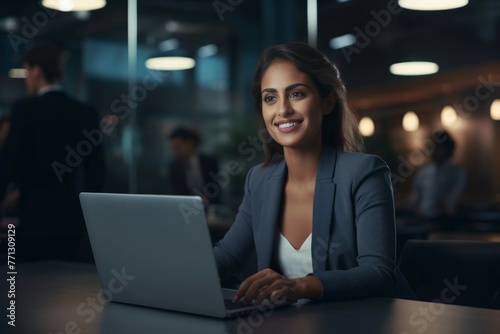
[224,298,251,310]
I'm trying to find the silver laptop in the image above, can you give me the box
[80,192,289,318]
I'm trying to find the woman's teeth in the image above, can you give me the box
[278,121,300,129]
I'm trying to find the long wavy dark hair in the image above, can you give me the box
[251,42,364,165]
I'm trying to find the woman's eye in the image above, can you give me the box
[290,91,304,98]
[263,96,276,103]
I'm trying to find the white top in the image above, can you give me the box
[275,232,313,278]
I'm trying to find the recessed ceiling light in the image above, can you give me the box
[390,61,439,76]
[42,0,106,12]
[359,117,375,137]
[329,34,356,49]
[490,100,500,121]
[145,57,195,71]
[398,0,468,11]
[402,111,419,132]
[441,106,458,127]
[8,68,28,79]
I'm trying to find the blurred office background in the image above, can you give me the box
[1,0,500,243]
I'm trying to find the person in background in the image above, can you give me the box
[0,117,20,222]
[412,130,466,227]
[168,126,221,204]
[213,42,415,304]
[0,117,11,150]
[0,43,105,262]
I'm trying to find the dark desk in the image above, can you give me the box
[2,261,500,334]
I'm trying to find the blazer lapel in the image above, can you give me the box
[311,145,337,273]
[257,161,286,270]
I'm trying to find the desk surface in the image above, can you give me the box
[2,261,500,334]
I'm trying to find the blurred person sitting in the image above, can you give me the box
[412,130,466,227]
[0,43,105,262]
[168,127,221,205]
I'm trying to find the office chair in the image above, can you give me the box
[398,240,500,309]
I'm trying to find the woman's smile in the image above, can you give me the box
[275,119,303,133]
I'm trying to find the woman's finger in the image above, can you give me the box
[256,277,299,304]
[233,270,270,302]
[235,269,283,303]
[242,275,283,303]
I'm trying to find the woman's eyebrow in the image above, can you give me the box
[261,83,310,94]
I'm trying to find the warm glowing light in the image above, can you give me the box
[491,99,500,121]
[42,0,106,12]
[399,0,468,11]
[441,106,458,127]
[145,57,195,71]
[390,61,439,76]
[359,117,375,137]
[402,111,419,132]
[8,68,27,79]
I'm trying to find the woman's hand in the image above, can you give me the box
[233,268,323,304]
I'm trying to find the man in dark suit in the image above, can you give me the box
[168,127,220,204]
[0,43,105,262]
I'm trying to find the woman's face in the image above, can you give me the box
[260,61,332,152]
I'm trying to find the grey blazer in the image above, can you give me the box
[214,145,414,301]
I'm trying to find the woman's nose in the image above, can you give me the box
[277,98,293,117]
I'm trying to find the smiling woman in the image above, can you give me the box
[213,42,416,305]
[260,61,330,152]
[251,42,364,165]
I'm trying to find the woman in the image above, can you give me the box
[213,42,413,304]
